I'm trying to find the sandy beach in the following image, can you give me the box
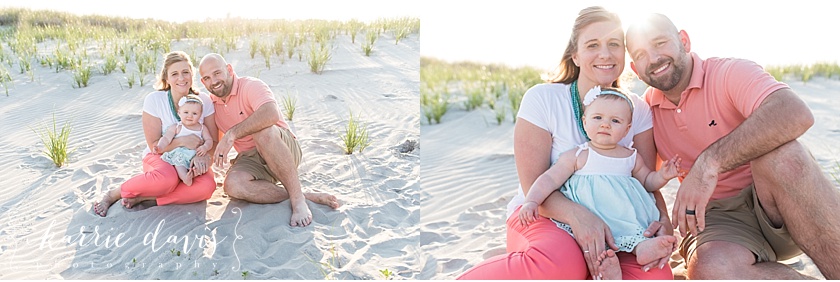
[0,30,420,279]
[420,75,839,279]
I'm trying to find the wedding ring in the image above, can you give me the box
[686,209,696,215]
[218,154,224,158]
[583,250,590,253]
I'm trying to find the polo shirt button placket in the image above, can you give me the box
[676,108,682,113]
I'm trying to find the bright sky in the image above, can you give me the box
[1,0,419,23]
[421,0,839,70]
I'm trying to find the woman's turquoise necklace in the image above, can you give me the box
[168,90,181,122]
[570,80,589,141]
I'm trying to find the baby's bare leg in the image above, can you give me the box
[633,235,676,266]
[175,165,193,186]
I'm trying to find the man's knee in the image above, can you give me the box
[687,242,755,279]
[253,126,281,145]
[753,141,814,179]
[223,171,252,198]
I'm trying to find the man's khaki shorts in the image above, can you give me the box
[229,126,302,184]
[679,184,802,263]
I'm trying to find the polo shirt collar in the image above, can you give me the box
[648,52,705,109]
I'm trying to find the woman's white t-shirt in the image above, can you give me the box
[505,83,653,218]
[141,90,215,156]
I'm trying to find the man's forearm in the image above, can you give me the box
[226,102,281,140]
[699,89,813,173]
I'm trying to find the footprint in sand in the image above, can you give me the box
[382,93,397,98]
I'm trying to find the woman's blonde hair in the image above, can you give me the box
[546,6,622,88]
[155,51,198,94]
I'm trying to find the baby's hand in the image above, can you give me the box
[195,145,208,157]
[152,145,163,155]
[518,201,540,227]
[659,155,682,180]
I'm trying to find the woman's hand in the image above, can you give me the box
[567,207,618,279]
[190,154,211,176]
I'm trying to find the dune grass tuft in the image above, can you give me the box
[341,111,371,154]
[31,113,74,168]
[281,90,297,121]
[0,64,12,96]
[72,63,91,88]
[307,44,331,74]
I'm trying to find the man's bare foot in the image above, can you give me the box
[93,189,121,217]
[304,192,341,209]
[596,249,622,280]
[633,235,677,265]
[290,197,313,227]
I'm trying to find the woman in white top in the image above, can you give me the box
[94,51,219,217]
[458,6,674,280]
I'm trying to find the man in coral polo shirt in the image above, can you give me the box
[626,14,840,279]
[198,53,339,227]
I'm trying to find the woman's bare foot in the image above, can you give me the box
[125,199,158,212]
[122,196,156,209]
[596,249,622,280]
[93,189,122,217]
[304,192,341,209]
[633,235,677,265]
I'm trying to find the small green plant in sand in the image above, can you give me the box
[421,87,450,124]
[249,37,259,59]
[380,268,394,280]
[241,270,249,280]
[31,113,74,168]
[463,84,484,111]
[72,64,91,88]
[101,53,118,75]
[0,64,12,96]
[340,111,371,154]
[361,31,377,56]
[281,91,297,121]
[126,72,136,89]
[308,44,331,74]
[303,243,343,280]
[494,104,506,125]
[259,44,271,69]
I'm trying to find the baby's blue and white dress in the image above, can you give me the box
[553,143,660,253]
[161,122,204,168]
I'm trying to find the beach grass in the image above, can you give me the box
[362,30,377,56]
[31,113,74,168]
[380,268,394,280]
[0,64,11,96]
[420,57,542,124]
[494,104,506,125]
[307,44,331,74]
[281,90,297,121]
[340,111,371,154]
[72,63,91,88]
[764,62,840,82]
[421,85,450,125]
[0,8,417,95]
